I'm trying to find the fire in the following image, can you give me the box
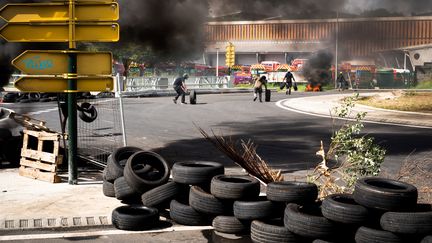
[305,83,322,92]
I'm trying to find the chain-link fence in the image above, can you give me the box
[77,96,124,167]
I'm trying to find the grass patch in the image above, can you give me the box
[415,80,432,89]
[357,92,432,113]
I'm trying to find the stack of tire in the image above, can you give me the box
[274,177,431,243]
[102,146,171,231]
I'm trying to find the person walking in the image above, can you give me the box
[283,71,295,95]
[337,72,346,91]
[173,73,189,104]
[253,75,267,102]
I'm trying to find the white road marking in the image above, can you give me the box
[27,108,58,116]
[0,226,213,241]
[276,99,432,130]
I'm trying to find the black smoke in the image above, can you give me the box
[209,0,432,19]
[303,51,333,85]
[116,0,209,61]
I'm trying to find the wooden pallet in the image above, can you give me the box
[19,129,63,183]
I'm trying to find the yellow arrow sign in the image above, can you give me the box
[14,76,114,92]
[12,51,112,75]
[0,23,119,42]
[0,3,119,22]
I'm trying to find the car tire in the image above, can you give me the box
[321,193,370,225]
[251,219,304,243]
[354,226,404,243]
[172,161,224,185]
[111,205,159,231]
[284,203,337,240]
[266,181,318,204]
[353,177,418,211]
[234,197,280,220]
[210,175,260,200]
[169,199,209,226]
[380,209,432,235]
[141,181,181,208]
[124,151,170,194]
[212,216,250,234]
[189,186,232,215]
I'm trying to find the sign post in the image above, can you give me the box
[0,0,120,184]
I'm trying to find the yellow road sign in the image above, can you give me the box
[14,76,114,92]
[0,23,119,42]
[0,3,119,22]
[12,50,112,75]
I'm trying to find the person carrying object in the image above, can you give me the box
[283,71,296,95]
[173,73,189,104]
[253,75,267,102]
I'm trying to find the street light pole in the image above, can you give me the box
[216,48,219,77]
[335,11,339,89]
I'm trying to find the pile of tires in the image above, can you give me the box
[102,156,432,242]
[102,146,171,231]
[278,177,431,243]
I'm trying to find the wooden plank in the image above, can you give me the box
[24,130,61,141]
[20,158,57,172]
[21,149,57,164]
[19,166,61,183]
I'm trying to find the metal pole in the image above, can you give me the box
[67,0,78,184]
[335,11,339,89]
[116,73,127,146]
[216,48,219,77]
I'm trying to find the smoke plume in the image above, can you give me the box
[209,0,432,19]
[302,51,334,85]
[116,0,209,61]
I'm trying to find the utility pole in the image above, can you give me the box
[335,11,339,89]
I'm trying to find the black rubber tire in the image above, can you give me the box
[189,186,232,215]
[321,193,370,225]
[111,205,159,231]
[141,181,181,208]
[251,219,304,243]
[210,175,260,200]
[28,93,40,102]
[114,176,140,201]
[102,180,115,197]
[212,216,250,234]
[169,199,209,226]
[105,158,127,182]
[266,181,318,204]
[78,102,98,123]
[172,161,224,185]
[189,90,196,104]
[353,177,418,211]
[234,196,279,220]
[124,151,170,194]
[355,226,404,243]
[422,235,432,243]
[284,203,337,240]
[380,210,432,235]
[106,146,143,181]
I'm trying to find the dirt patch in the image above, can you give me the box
[358,91,432,113]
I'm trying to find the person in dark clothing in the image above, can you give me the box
[283,71,295,95]
[173,73,189,104]
[253,75,267,102]
[337,72,347,91]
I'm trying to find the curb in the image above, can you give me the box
[0,215,112,232]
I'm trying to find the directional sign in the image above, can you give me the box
[12,50,112,75]
[0,3,119,22]
[14,76,114,92]
[0,23,119,42]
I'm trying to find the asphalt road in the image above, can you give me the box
[3,91,432,175]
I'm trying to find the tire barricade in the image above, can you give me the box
[102,150,431,242]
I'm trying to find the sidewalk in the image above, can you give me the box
[1,91,431,234]
[278,91,432,129]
